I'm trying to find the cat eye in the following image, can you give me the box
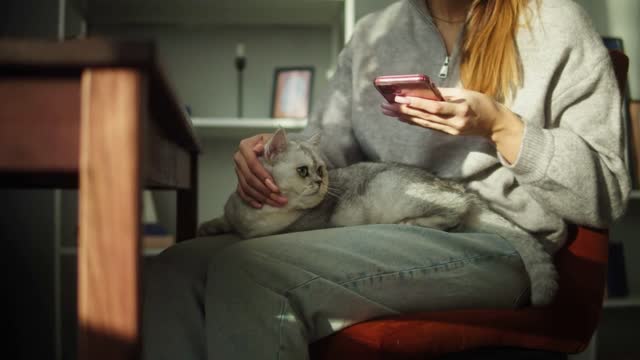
[297,166,309,178]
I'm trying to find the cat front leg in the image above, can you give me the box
[197,216,232,237]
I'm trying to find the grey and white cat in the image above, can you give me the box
[198,129,558,306]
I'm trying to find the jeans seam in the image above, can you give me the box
[233,246,521,341]
[338,251,519,287]
[235,249,399,316]
[287,276,400,315]
[284,276,322,293]
[241,249,398,313]
[276,299,287,360]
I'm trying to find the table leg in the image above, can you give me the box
[177,152,198,242]
[77,68,143,360]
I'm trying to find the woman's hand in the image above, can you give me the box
[233,133,288,208]
[380,88,525,163]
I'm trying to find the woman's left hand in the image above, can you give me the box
[380,87,525,163]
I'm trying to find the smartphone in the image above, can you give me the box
[373,74,444,103]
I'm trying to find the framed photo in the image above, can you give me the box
[271,67,314,119]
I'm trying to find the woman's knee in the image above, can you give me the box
[145,235,241,289]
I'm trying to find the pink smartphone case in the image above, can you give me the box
[374,74,444,103]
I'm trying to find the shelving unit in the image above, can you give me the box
[191,117,307,139]
[59,246,165,257]
[604,295,640,308]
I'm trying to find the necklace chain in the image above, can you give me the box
[429,13,467,24]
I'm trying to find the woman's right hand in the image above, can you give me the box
[233,133,288,209]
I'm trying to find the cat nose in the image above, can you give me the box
[315,179,323,186]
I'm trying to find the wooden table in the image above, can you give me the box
[0,38,201,360]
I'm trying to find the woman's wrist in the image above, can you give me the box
[490,103,524,164]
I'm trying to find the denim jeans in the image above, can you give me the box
[142,224,530,360]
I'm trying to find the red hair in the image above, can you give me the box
[461,0,530,102]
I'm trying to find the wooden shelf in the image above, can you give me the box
[60,246,165,257]
[191,117,307,139]
[603,296,640,308]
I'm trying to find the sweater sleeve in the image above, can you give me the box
[300,41,364,169]
[499,55,631,228]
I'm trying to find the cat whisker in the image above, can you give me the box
[324,189,345,200]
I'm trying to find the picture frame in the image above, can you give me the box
[271,67,314,119]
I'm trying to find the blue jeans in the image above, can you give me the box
[142,224,530,360]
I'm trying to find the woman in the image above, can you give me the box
[143,1,630,359]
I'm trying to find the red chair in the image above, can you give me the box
[310,50,628,360]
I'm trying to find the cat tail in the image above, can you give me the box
[197,216,233,237]
[463,202,559,307]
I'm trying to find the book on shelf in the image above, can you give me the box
[142,190,175,250]
[143,223,175,249]
[143,235,174,249]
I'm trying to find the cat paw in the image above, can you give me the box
[197,220,220,237]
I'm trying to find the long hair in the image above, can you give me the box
[461,0,530,102]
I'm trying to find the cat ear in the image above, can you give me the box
[264,128,288,161]
[307,132,322,147]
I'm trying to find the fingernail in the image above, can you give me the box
[251,201,262,209]
[265,178,279,192]
[266,201,280,208]
[394,96,410,104]
[269,193,289,204]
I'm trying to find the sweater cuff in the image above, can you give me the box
[498,122,554,184]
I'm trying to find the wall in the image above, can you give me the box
[1,0,59,38]
[355,0,396,22]
[91,24,332,118]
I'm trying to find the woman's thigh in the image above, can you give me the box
[206,224,530,345]
[144,233,242,306]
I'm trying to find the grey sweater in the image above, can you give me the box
[303,0,630,253]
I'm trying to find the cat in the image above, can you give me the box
[198,128,558,306]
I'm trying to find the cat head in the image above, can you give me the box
[263,128,327,209]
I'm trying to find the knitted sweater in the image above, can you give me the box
[303,0,631,252]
